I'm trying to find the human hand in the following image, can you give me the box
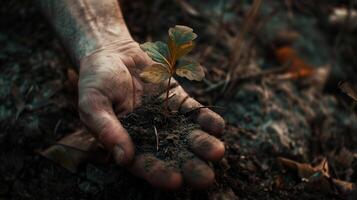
[78,39,225,190]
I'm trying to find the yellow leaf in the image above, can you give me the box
[169,39,195,60]
[140,64,171,84]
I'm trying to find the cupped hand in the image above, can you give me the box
[78,39,225,190]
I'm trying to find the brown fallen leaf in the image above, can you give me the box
[40,144,83,173]
[274,46,315,79]
[333,179,357,195]
[57,129,99,151]
[339,82,357,102]
[40,129,106,173]
[277,157,357,195]
[278,157,329,179]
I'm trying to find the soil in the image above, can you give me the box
[121,97,199,167]
[1,0,357,200]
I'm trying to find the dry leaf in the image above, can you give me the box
[140,25,204,84]
[168,25,197,59]
[275,46,315,79]
[140,64,171,83]
[40,130,105,173]
[41,144,82,173]
[339,82,357,101]
[176,60,204,81]
[278,157,357,195]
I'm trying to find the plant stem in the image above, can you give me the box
[165,76,172,113]
[154,126,159,151]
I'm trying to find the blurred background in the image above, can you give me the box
[0,0,357,199]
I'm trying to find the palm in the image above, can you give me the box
[78,41,225,190]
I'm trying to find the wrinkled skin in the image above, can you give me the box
[78,39,226,190]
[36,0,226,190]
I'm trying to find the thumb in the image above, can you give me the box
[78,88,135,165]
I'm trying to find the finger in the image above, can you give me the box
[163,84,225,136]
[129,154,182,190]
[182,158,215,189]
[78,88,134,166]
[188,129,225,161]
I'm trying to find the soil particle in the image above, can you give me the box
[121,96,199,168]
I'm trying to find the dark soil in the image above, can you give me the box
[1,0,357,200]
[121,97,199,167]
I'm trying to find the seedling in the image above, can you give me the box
[140,25,204,112]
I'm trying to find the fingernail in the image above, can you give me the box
[113,145,125,165]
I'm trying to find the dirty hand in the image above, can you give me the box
[78,39,225,190]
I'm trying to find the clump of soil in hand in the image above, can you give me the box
[120,96,200,168]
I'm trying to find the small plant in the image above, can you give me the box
[140,25,204,111]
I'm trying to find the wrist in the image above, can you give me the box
[79,37,139,72]
[74,27,134,65]
[37,0,134,68]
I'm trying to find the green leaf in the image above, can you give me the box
[175,60,204,81]
[140,42,171,67]
[168,25,197,60]
[140,64,171,83]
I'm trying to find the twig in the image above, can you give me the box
[226,0,262,77]
[54,119,62,135]
[221,0,263,95]
[175,0,200,17]
[165,76,173,112]
[154,126,159,151]
[234,63,290,83]
[200,0,228,62]
[161,93,176,103]
[205,64,290,93]
[205,80,226,92]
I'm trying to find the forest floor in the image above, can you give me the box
[1,0,357,199]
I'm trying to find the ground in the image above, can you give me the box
[1,0,357,199]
